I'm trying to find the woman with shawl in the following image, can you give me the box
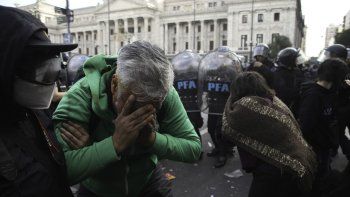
[222,72,317,197]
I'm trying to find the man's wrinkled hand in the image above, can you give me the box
[137,118,157,148]
[112,95,155,154]
[60,121,90,149]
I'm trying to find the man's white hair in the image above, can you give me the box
[116,41,174,102]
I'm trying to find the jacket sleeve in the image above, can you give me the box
[151,87,202,162]
[53,81,118,185]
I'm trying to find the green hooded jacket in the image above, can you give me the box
[53,55,201,197]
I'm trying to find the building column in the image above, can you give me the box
[188,21,192,50]
[123,18,129,44]
[227,13,234,47]
[134,17,138,37]
[124,18,128,34]
[114,19,119,34]
[102,21,108,54]
[176,22,180,53]
[153,16,161,46]
[106,20,111,55]
[214,19,219,48]
[92,31,96,54]
[83,32,86,54]
[87,31,91,55]
[193,22,197,51]
[144,17,149,41]
[98,22,105,53]
[200,20,205,53]
[114,19,119,52]
[97,22,103,54]
[164,23,168,54]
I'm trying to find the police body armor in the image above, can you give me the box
[199,46,242,115]
[172,50,201,112]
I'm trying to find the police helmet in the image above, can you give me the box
[276,47,306,69]
[253,43,270,58]
[67,54,89,86]
[325,44,347,60]
[171,50,201,75]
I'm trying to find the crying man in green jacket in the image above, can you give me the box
[53,41,201,197]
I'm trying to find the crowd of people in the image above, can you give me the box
[1,5,350,197]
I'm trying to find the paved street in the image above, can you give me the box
[161,114,349,197]
[161,131,251,197]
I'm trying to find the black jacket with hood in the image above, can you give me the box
[298,82,338,151]
[0,6,73,197]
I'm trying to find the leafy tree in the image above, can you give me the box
[335,29,350,47]
[268,35,292,59]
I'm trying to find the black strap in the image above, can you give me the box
[32,110,65,166]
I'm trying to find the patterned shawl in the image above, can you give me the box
[222,96,317,191]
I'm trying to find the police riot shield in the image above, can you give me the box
[172,50,201,112]
[199,46,242,115]
[66,54,89,87]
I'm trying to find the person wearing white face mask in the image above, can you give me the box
[0,6,77,196]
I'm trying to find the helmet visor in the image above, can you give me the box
[296,50,307,65]
[253,46,269,58]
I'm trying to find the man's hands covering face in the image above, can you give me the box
[112,95,156,154]
[137,117,158,147]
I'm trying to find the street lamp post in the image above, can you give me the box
[249,0,254,62]
[66,0,71,56]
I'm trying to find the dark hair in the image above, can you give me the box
[318,58,349,85]
[230,71,275,102]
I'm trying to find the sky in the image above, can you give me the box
[1,0,350,57]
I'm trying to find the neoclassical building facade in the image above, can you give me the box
[18,0,305,61]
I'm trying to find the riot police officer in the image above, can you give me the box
[172,50,203,157]
[247,43,275,88]
[273,47,307,116]
[199,46,242,168]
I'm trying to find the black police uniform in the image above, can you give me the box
[247,59,275,89]
[273,48,306,117]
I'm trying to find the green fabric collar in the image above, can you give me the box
[83,55,117,121]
